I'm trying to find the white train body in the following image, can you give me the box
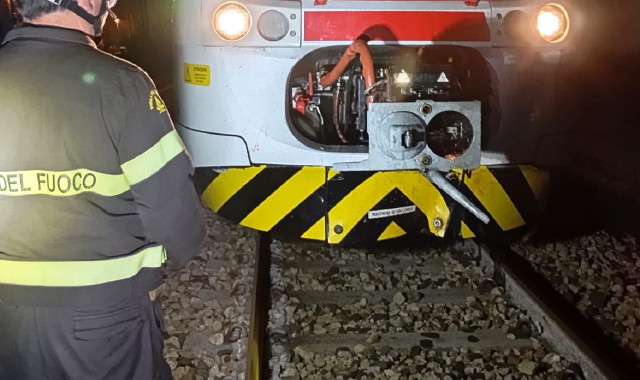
[175,0,578,168]
[173,0,582,244]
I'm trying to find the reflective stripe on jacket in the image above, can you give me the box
[0,25,205,304]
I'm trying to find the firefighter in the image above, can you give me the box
[0,1,206,379]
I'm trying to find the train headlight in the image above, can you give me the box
[537,4,569,43]
[213,2,251,41]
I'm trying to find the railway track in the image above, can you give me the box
[160,212,257,380]
[236,234,634,380]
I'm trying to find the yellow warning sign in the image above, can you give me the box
[184,63,211,86]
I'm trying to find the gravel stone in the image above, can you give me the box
[354,344,375,357]
[208,333,224,345]
[517,360,538,375]
[166,336,181,350]
[420,339,434,348]
[367,332,382,344]
[268,239,586,380]
[393,292,406,305]
[513,231,640,360]
[163,204,256,380]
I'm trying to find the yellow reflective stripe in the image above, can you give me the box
[121,130,185,186]
[0,170,129,197]
[327,169,340,182]
[465,167,525,230]
[202,166,266,212]
[461,221,476,238]
[519,165,550,201]
[377,221,407,241]
[305,170,451,242]
[0,246,166,287]
[327,172,396,244]
[384,171,450,237]
[240,167,326,231]
[302,216,326,241]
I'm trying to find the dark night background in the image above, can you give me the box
[103,0,175,90]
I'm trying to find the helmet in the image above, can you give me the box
[47,0,118,35]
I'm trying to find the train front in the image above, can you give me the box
[174,0,581,244]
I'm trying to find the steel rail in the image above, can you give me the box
[245,232,271,380]
[245,233,637,380]
[479,239,638,380]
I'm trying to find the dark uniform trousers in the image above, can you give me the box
[0,293,172,380]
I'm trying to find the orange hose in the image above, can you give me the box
[319,39,375,104]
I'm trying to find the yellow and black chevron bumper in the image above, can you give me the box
[194,165,550,245]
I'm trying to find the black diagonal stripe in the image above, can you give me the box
[445,208,463,238]
[340,188,429,245]
[440,189,463,239]
[488,167,538,226]
[326,171,376,211]
[217,167,302,224]
[271,183,328,238]
[193,168,220,196]
[263,170,376,239]
[393,206,430,236]
[456,182,503,238]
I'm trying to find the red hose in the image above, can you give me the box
[319,39,375,105]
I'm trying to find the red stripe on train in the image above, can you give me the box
[304,11,491,42]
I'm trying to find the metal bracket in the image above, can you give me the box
[333,101,482,172]
[423,170,490,224]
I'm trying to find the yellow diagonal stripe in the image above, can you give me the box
[327,172,396,244]
[240,167,326,231]
[202,166,265,212]
[377,221,406,241]
[302,216,326,240]
[461,221,475,238]
[464,167,525,230]
[121,130,185,186]
[385,171,450,237]
[520,165,550,201]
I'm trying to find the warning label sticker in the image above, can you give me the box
[437,72,449,83]
[184,63,211,86]
[368,205,416,220]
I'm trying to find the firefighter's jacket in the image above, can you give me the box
[0,25,206,307]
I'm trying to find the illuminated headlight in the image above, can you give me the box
[213,2,251,41]
[537,4,569,43]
